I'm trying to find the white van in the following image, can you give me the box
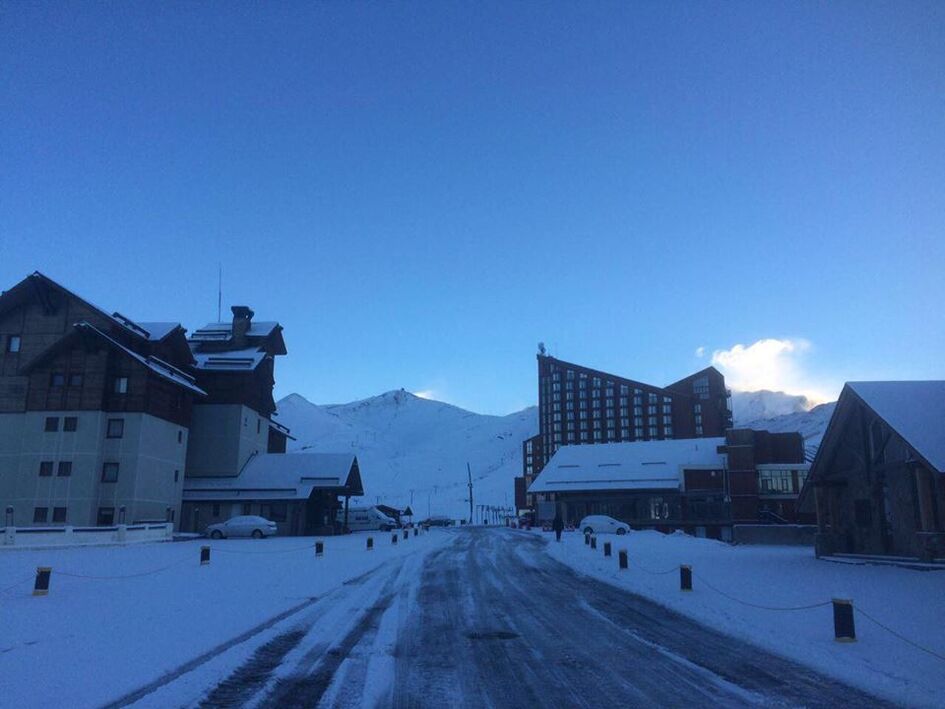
[338,506,398,531]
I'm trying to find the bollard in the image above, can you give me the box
[33,567,52,596]
[200,546,211,565]
[590,536,597,550]
[414,527,418,537]
[403,529,409,541]
[584,533,590,546]
[680,565,692,591]
[833,599,856,642]
[603,541,612,557]
[315,541,324,557]
[367,536,374,551]
[618,549,628,570]
[392,532,398,545]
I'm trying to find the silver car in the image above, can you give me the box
[206,515,278,539]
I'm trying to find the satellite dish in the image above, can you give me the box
[538,342,546,355]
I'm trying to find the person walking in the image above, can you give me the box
[552,512,564,542]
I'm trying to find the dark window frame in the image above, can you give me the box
[64,416,78,432]
[97,507,115,526]
[44,416,59,432]
[68,373,83,387]
[33,507,48,523]
[101,462,119,483]
[106,418,124,439]
[50,372,65,388]
[52,507,67,523]
[6,334,22,353]
[39,461,53,477]
[57,461,72,477]
[113,376,129,394]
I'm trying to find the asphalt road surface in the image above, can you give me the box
[139,528,891,708]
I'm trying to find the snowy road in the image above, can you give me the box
[133,528,891,707]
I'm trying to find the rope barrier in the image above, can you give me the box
[55,554,193,580]
[854,607,945,663]
[633,562,680,576]
[692,572,833,612]
[211,543,317,555]
[0,575,34,595]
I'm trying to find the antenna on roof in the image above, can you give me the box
[217,263,222,322]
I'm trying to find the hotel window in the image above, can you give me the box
[665,427,673,437]
[581,431,589,442]
[649,427,658,437]
[64,416,77,432]
[620,385,629,395]
[68,373,83,387]
[593,431,602,441]
[693,376,710,399]
[579,400,587,410]
[620,417,630,427]
[53,507,67,523]
[553,413,561,422]
[553,423,561,432]
[57,461,72,477]
[605,387,614,397]
[97,507,115,526]
[694,403,702,413]
[6,335,21,353]
[648,405,656,415]
[634,406,642,416]
[759,469,794,494]
[107,418,124,438]
[565,381,573,391]
[566,412,574,421]
[50,372,65,387]
[114,376,129,394]
[44,416,59,432]
[39,461,53,477]
[648,393,657,403]
[553,402,560,412]
[592,410,600,419]
[635,427,644,438]
[619,396,627,406]
[33,507,48,523]
[579,380,586,390]
[607,428,616,438]
[565,401,573,411]
[592,377,601,388]
[663,415,672,425]
[696,425,704,436]
[593,421,601,430]
[634,396,642,406]
[567,432,576,442]
[605,398,613,407]
[620,407,628,416]
[566,391,574,401]
[605,408,614,418]
[566,370,575,380]
[648,416,657,426]
[662,404,672,414]
[552,372,560,381]
[553,433,562,443]
[552,382,561,392]
[634,416,643,426]
[695,414,703,425]
[621,427,630,438]
[101,462,119,483]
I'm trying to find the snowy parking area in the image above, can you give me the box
[541,529,945,707]
[0,529,450,709]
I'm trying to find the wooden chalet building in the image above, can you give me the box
[801,381,945,561]
[0,272,204,527]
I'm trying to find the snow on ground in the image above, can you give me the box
[0,530,451,709]
[540,529,945,708]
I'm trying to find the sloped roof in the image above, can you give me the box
[190,321,281,341]
[193,347,268,371]
[528,438,726,494]
[848,381,945,472]
[134,322,182,341]
[183,453,363,501]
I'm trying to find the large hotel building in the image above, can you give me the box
[520,353,733,506]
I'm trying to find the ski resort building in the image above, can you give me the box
[517,353,734,512]
[802,381,945,561]
[0,273,368,535]
[0,273,205,528]
[528,429,807,538]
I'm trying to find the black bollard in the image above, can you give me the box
[833,599,856,642]
[414,527,418,537]
[584,533,590,546]
[680,565,692,591]
[403,529,409,541]
[603,541,612,557]
[618,549,628,570]
[33,567,52,596]
[392,533,398,545]
[590,536,597,550]
[367,536,374,551]
[315,541,324,557]
[200,546,211,565]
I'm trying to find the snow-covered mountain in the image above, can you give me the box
[275,390,537,519]
[730,389,816,422]
[733,393,837,460]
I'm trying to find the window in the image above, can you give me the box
[97,507,115,526]
[106,419,124,438]
[6,335,21,353]
[270,503,287,522]
[635,427,644,438]
[257,418,261,434]
[693,376,710,399]
[57,461,72,477]
[53,507,67,523]
[759,469,795,494]
[242,503,252,515]
[212,503,221,517]
[64,416,77,432]
[649,427,658,437]
[44,416,59,432]
[101,462,119,482]
[113,376,128,394]
[694,403,702,414]
[33,507,48,523]
[593,430,602,441]
[174,469,179,483]
[662,404,672,414]
[39,461,53,476]
[68,373,83,387]
[696,425,704,436]
[50,372,65,387]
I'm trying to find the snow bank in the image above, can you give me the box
[0,530,451,708]
[543,530,945,707]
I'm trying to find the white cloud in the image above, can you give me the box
[710,338,831,402]
[413,389,438,400]
[695,346,705,358]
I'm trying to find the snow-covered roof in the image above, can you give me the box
[192,347,267,371]
[74,323,206,396]
[189,321,281,342]
[133,321,181,341]
[528,438,726,494]
[183,453,363,501]
[848,381,945,472]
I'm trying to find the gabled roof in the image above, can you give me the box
[528,438,726,494]
[189,321,286,355]
[848,381,945,472]
[183,453,363,501]
[21,322,206,396]
[133,322,184,342]
[192,347,268,372]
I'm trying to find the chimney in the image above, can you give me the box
[231,305,254,347]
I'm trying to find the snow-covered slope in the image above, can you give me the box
[730,389,815,422]
[736,401,837,459]
[276,390,537,519]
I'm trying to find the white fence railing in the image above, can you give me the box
[1,523,173,548]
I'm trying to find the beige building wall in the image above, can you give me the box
[0,411,188,528]
[186,404,270,477]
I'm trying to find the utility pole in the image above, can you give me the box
[467,463,474,526]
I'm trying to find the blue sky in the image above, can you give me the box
[2,2,943,414]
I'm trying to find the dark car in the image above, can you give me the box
[422,516,454,527]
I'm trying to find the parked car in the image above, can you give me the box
[336,506,399,532]
[422,516,454,527]
[578,515,630,535]
[206,515,278,539]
